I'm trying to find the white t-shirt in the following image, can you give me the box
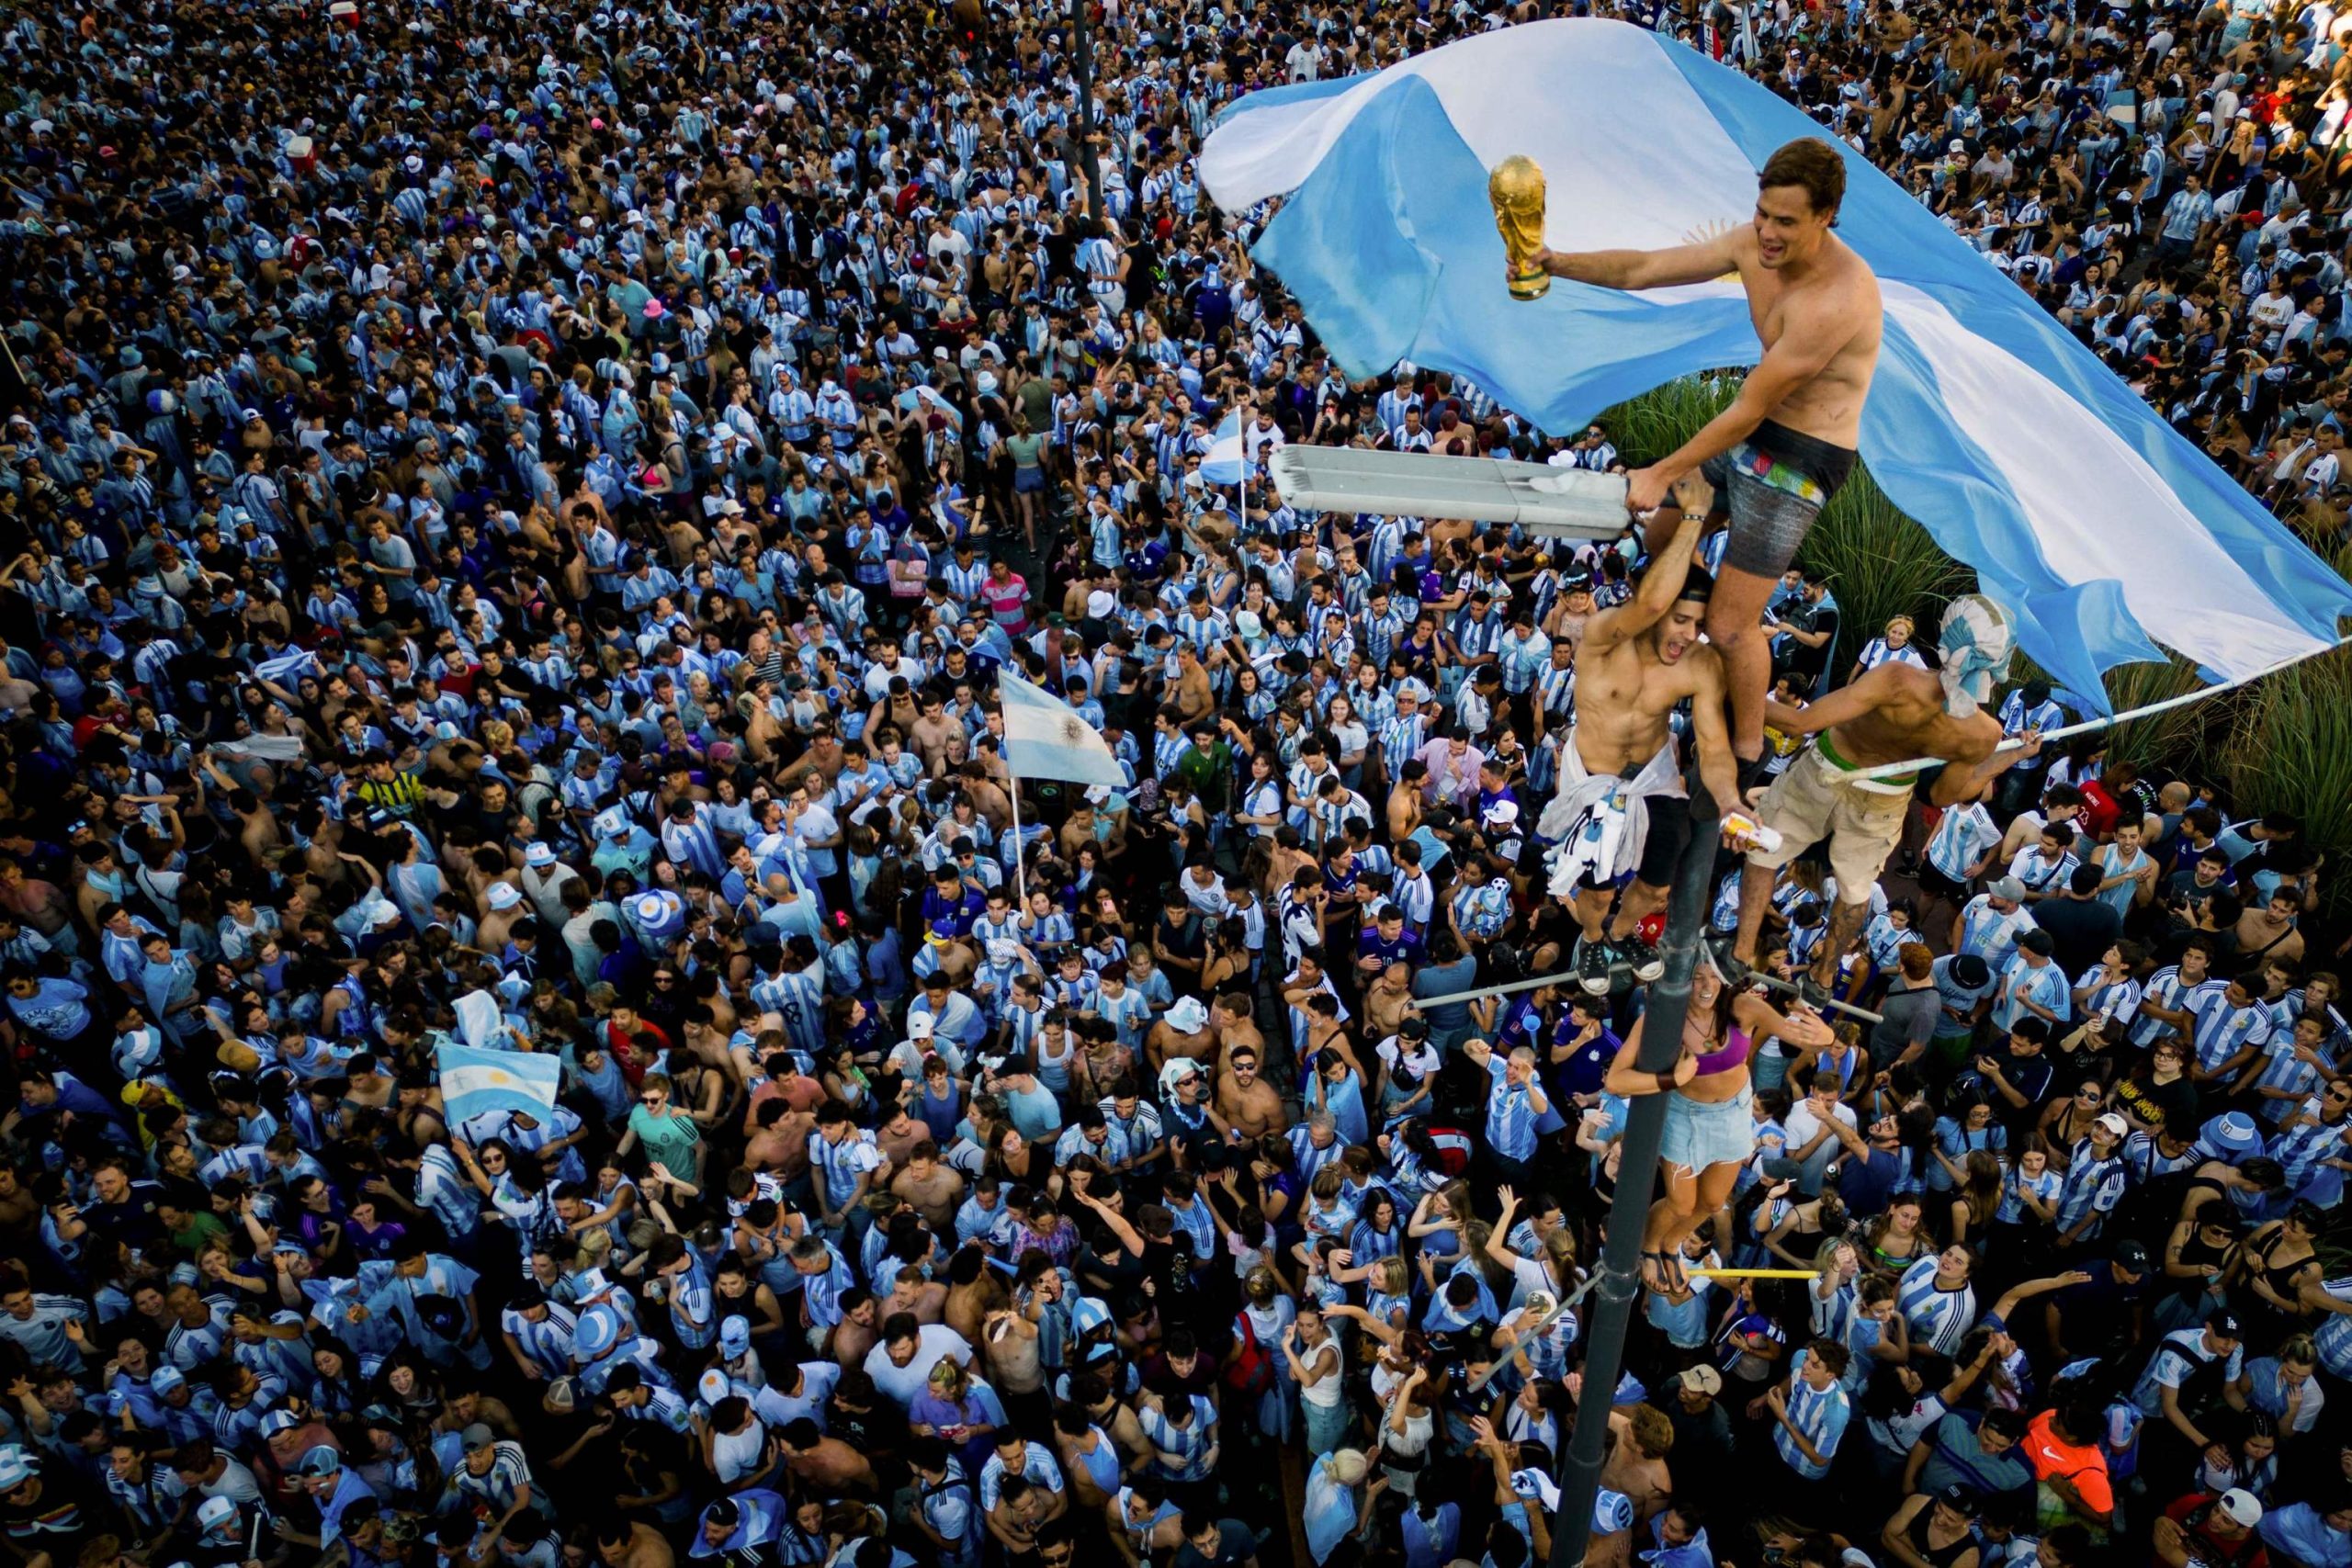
[864,1324,975,1409]
[1783,1100,1860,1156]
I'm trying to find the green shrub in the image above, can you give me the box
[2219,646,2352,918]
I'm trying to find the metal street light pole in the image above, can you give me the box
[1547,784,1723,1568]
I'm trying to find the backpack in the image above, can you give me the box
[1222,1310,1272,1396]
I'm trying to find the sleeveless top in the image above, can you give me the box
[1693,1026,1755,1078]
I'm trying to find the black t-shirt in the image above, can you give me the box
[2114,1070,2199,1134]
[1783,599,1840,680]
[2035,896,2124,977]
[1173,1521,1259,1568]
[1957,1049,2056,1135]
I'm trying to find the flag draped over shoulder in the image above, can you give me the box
[1199,19,2352,707]
[999,670,1130,788]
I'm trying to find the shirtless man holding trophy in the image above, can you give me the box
[1494,136,1886,794]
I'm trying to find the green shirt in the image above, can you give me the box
[627,1104,704,1174]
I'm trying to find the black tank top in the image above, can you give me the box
[1905,1510,1975,1568]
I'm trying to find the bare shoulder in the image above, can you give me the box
[1944,707,2006,764]
[1821,237,1884,317]
[1677,641,1728,695]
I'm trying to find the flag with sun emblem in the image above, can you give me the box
[999,670,1130,789]
[1199,18,2352,705]
[437,1041,562,1124]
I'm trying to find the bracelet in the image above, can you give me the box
[1654,1069,1677,1093]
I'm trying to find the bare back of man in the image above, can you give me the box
[1532,137,1884,773]
[1736,599,2035,982]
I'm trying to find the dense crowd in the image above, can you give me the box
[3,0,2352,1567]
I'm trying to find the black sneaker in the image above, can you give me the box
[1619,930,1665,984]
[1577,935,1614,995]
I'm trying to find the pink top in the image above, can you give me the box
[1691,1025,1755,1079]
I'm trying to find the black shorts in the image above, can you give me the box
[1917,861,1972,903]
[1634,793,1692,889]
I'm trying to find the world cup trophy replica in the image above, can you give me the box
[1489,154,1550,301]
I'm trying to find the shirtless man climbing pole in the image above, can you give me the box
[1534,471,1744,996]
[1531,136,1883,785]
[1734,595,2042,986]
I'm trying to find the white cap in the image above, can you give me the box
[2095,1111,2130,1137]
[908,1014,935,1039]
[1086,591,1116,618]
[486,883,524,911]
[2219,1490,2264,1528]
[1166,997,1209,1033]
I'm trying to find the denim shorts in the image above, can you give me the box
[1660,1084,1755,1172]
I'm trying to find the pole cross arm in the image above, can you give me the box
[1266,446,1632,537]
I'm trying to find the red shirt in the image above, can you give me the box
[2160,1495,2270,1568]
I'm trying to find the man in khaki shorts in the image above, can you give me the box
[1732,595,2041,988]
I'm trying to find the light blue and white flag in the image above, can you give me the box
[436,1040,561,1124]
[1200,19,2352,706]
[999,669,1130,788]
[1200,412,1245,486]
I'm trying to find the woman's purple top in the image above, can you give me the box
[1691,1026,1755,1079]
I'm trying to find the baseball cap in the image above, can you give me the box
[574,1305,622,1358]
[2113,1240,2151,1274]
[1987,876,2027,902]
[719,1315,752,1356]
[2219,1490,2264,1527]
[197,1496,239,1529]
[461,1423,495,1450]
[2017,928,2056,956]
[260,1410,300,1438]
[297,1445,342,1478]
[1677,1365,1724,1396]
[2095,1112,2130,1138]
[1937,1485,1981,1516]
[150,1366,187,1394]
[908,1013,935,1039]
[2210,1312,2243,1340]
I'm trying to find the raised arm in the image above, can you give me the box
[1583,479,1713,655]
[1534,228,1744,291]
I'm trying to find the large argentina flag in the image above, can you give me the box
[1200,19,2351,706]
